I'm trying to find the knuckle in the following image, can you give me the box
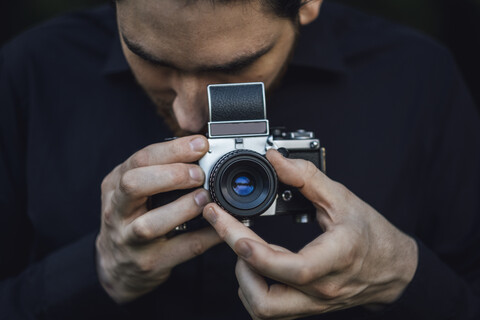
[251,300,273,319]
[101,165,121,192]
[303,160,320,182]
[130,149,150,168]
[119,171,140,196]
[303,160,323,186]
[131,219,155,242]
[189,237,206,257]
[168,165,190,186]
[318,282,341,300]
[305,160,319,177]
[294,265,314,286]
[136,255,156,273]
[115,229,131,247]
[342,240,358,267]
[102,207,115,228]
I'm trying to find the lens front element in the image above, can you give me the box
[232,174,255,196]
[209,150,278,218]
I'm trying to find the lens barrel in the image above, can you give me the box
[209,150,277,218]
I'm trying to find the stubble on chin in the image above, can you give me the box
[149,94,191,137]
[143,89,208,137]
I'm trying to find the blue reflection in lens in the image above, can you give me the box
[233,175,255,196]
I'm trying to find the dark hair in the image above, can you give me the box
[116,0,308,21]
[187,0,309,20]
[261,0,306,20]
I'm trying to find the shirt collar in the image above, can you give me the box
[102,3,347,76]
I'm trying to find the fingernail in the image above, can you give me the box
[189,167,204,181]
[204,207,217,224]
[190,137,206,152]
[237,241,252,259]
[194,190,209,207]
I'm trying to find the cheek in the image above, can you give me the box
[135,69,174,92]
[242,64,282,88]
[237,52,290,88]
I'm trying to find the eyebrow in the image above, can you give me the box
[121,33,275,74]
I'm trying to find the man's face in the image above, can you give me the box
[116,0,297,135]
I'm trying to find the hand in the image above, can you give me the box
[96,135,221,303]
[203,149,418,319]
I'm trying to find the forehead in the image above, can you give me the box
[116,0,289,67]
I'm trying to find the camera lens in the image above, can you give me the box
[232,174,255,196]
[209,150,277,218]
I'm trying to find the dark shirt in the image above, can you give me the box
[1,2,479,319]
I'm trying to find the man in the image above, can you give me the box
[1,0,479,319]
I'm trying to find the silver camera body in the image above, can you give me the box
[199,83,325,224]
[200,135,278,217]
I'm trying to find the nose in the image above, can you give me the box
[171,74,209,133]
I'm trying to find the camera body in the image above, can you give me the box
[199,83,326,224]
[149,82,326,230]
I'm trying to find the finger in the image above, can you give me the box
[203,203,268,248]
[269,244,293,254]
[236,237,338,287]
[236,258,269,298]
[202,204,337,288]
[202,204,335,286]
[114,163,205,214]
[266,149,342,211]
[125,189,210,243]
[238,288,259,320]
[158,226,222,270]
[236,259,324,319]
[239,288,289,320]
[121,135,208,172]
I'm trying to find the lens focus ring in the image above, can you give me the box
[209,150,278,218]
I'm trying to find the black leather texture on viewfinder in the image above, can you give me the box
[209,84,265,121]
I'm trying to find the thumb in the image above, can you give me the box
[266,149,341,212]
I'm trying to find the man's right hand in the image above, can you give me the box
[95,135,221,304]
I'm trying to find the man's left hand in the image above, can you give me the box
[203,149,418,320]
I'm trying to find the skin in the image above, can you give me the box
[204,150,418,319]
[117,0,300,135]
[96,0,419,316]
[97,0,314,303]
[96,135,221,302]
